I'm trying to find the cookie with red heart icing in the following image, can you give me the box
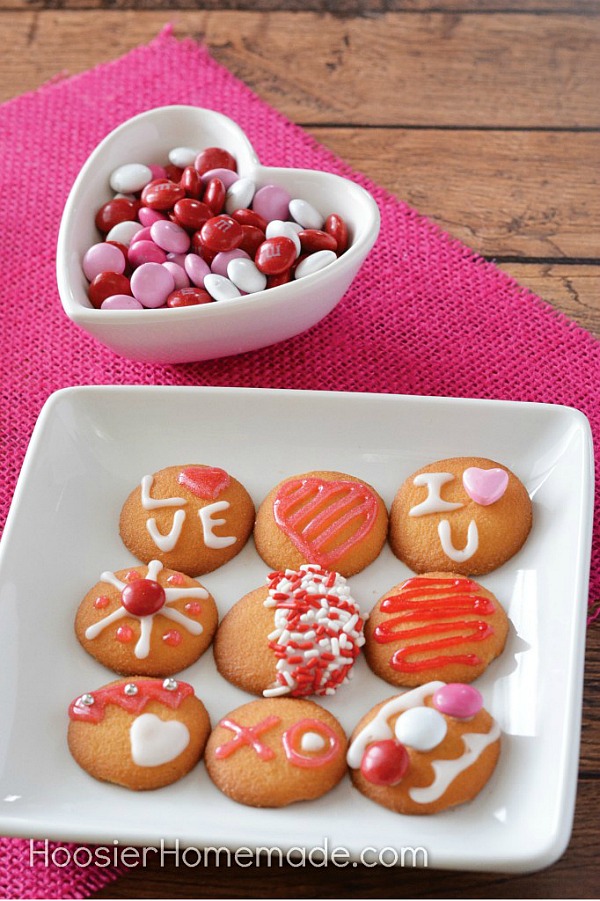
[389,457,532,575]
[364,573,509,688]
[347,681,500,815]
[119,464,255,576]
[254,470,388,577]
[75,561,218,677]
[205,697,347,807]
[68,677,211,790]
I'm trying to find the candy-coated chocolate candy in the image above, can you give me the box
[169,146,199,168]
[266,270,292,289]
[289,198,324,230]
[199,215,243,253]
[100,294,143,310]
[204,274,242,302]
[325,213,349,254]
[255,236,297,275]
[150,220,191,254]
[194,147,237,175]
[229,207,268,232]
[200,168,239,189]
[95,198,139,234]
[121,579,166,616]
[432,683,483,720]
[184,253,211,287]
[141,179,185,210]
[239,224,266,257]
[203,177,227,215]
[266,220,301,257]
[162,261,190,290]
[147,164,167,180]
[130,262,175,308]
[88,272,131,309]
[164,164,184,183]
[180,166,203,199]
[167,287,213,307]
[105,221,144,246]
[128,240,167,268]
[109,163,153,194]
[227,257,267,294]
[298,228,338,254]
[82,243,126,281]
[252,184,291,223]
[360,740,409,786]
[225,178,256,215]
[137,207,167,227]
[211,248,249,278]
[294,249,337,278]
[166,252,187,267]
[172,198,212,231]
[129,226,153,246]
[394,707,447,752]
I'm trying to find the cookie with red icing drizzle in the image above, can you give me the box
[254,470,388,577]
[214,564,366,698]
[364,573,508,688]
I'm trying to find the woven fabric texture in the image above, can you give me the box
[0,26,599,900]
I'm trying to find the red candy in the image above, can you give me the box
[141,179,185,211]
[172,198,212,231]
[167,287,213,307]
[230,207,268,232]
[239,224,266,257]
[121,579,166,617]
[95,198,139,234]
[194,147,237,175]
[88,272,131,308]
[298,229,338,254]
[360,740,409,786]
[325,213,349,255]
[200,215,243,253]
[266,270,292,289]
[255,236,297,275]
[203,177,227,215]
[180,166,203,199]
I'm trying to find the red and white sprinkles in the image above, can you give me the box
[263,564,366,698]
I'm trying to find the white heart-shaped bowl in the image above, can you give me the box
[56,106,380,364]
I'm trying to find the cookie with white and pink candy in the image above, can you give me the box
[75,560,218,677]
[214,564,366,698]
[119,464,255,576]
[389,457,532,575]
[347,681,500,815]
[68,677,211,791]
[254,470,388,577]
[205,697,347,807]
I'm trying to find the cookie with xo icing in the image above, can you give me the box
[254,470,388,577]
[119,464,255,576]
[75,560,218,677]
[214,564,366,699]
[205,697,347,807]
[364,573,508,688]
[68,677,211,790]
[389,457,532,575]
[347,681,500,815]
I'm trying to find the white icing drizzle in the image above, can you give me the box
[84,606,128,639]
[408,721,501,804]
[135,615,154,658]
[437,519,479,562]
[140,474,187,510]
[198,501,236,549]
[146,509,186,552]
[129,713,190,767]
[409,473,464,517]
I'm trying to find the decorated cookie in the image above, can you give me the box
[389,457,532,575]
[364,573,508,688]
[68,677,211,790]
[347,681,500,815]
[75,560,218,677]
[205,697,347,807]
[214,564,366,698]
[254,470,388,577]
[119,464,255,576]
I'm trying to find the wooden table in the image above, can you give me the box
[2,1,598,896]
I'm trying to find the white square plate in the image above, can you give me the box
[0,387,593,873]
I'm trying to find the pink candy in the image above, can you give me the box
[130,262,175,308]
[432,683,483,720]
[82,243,125,281]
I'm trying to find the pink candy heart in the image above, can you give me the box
[462,467,509,506]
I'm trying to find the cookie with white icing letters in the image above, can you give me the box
[389,457,532,575]
[254,470,388,577]
[364,573,508,688]
[119,464,255,576]
[68,677,210,790]
[75,561,218,677]
[214,564,366,699]
[205,697,347,807]
[347,681,500,815]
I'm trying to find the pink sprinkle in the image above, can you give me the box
[167,573,186,586]
[116,625,133,643]
[163,629,182,647]
[94,595,110,609]
[184,601,202,616]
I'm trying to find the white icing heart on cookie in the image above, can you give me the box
[462,467,508,506]
[130,713,190,767]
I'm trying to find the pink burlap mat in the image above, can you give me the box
[1,25,599,899]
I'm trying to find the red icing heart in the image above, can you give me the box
[178,466,230,500]
[273,477,379,566]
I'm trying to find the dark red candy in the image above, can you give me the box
[121,579,166,617]
[95,198,139,234]
[255,236,297,275]
[88,271,132,309]
[266,269,292,289]
[191,231,217,266]
[239,224,266,257]
[324,213,349,255]
[167,287,213,307]
[164,163,184,183]
[359,740,409,786]
[230,207,268,232]
[172,198,212,231]
[298,228,338,254]
[202,177,227,215]
[180,166,203,199]
[199,215,243,253]
[194,147,237,175]
[141,179,185,210]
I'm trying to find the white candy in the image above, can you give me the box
[394,707,447,752]
[289,198,324,230]
[105,220,144,247]
[204,274,242,302]
[109,163,153,194]
[168,146,199,168]
[294,249,337,279]
[265,220,301,257]
[227,258,267,294]
[300,731,326,753]
[224,177,256,214]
